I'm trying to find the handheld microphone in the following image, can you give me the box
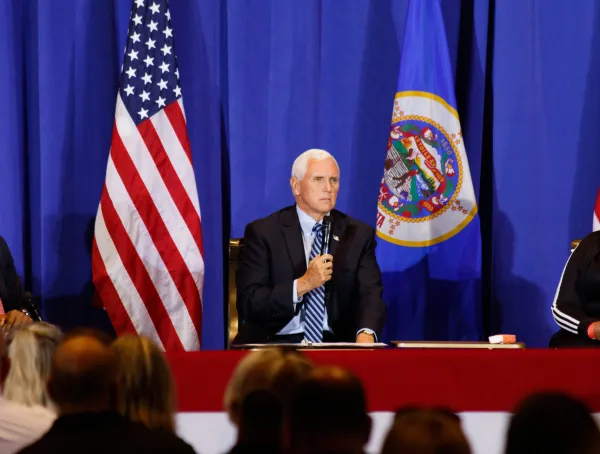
[321,216,333,257]
[21,292,43,322]
[320,216,333,302]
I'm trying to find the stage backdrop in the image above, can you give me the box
[1,0,599,348]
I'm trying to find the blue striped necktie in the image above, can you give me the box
[304,223,326,343]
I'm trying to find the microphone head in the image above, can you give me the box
[21,293,43,321]
[322,215,332,228]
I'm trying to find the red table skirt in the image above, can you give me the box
[167,349,600,413]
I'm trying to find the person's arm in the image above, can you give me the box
[236,222,296,324]
[552,233,600,339]
[355,228,386,342]
[0,237,31,329]
[0,237,24,312]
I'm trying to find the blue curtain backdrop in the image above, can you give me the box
[0,0,598,348]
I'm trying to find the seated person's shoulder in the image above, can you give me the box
[574,231,600,252]
[128,423,196,453]
[585,230,600,242]
[244,207,294,233]
[150,430,196,454]
[337,211,375,236]
[246,216,271,233]
[0,235,8,254]
[17,420,195,454]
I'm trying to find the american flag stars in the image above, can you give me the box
[120,0,181,124]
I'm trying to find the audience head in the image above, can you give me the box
[237,389,283,448]
[47,329,116,415]
[505,392,600,454]
[111,335,176,432]
[381,407,470,454]
[289,366,371,454]
[224,348,313,426]
[3,322,62,409]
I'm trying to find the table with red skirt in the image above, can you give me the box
[167,349,600,454]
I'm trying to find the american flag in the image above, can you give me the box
[92,0,203,351]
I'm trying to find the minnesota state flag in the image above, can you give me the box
[376,0,481,341]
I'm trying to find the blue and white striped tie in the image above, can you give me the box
[304,223,326,343]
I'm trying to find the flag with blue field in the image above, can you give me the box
[376,0,482,342]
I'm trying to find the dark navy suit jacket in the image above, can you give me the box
[234,206,386,344]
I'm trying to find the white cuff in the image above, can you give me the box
[293,279,303,304]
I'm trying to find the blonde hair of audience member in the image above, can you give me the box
[223,348,313,426]
[112,335,176,432]
[3,322,63,409]
[381,409,471,454]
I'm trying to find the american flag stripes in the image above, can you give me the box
[92,0,203,351]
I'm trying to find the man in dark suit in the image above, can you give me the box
[0,236,32,329]
[234,149,386,344]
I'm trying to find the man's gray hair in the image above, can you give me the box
[291,149,340,181]
[4,322,63,409]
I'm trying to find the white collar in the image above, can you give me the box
[296,205,330,235]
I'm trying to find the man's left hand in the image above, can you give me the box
[356,332,375,343]
[0,310,33,331]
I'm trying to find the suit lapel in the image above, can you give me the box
[281,206,307,277]
[328,209,347,257]
[323,210,347,319]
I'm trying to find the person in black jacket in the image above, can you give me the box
[0,236,32,329]
[550,231,600,347]
[234,149,386,345]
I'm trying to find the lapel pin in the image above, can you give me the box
[333,235,339,241]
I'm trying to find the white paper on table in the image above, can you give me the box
[232,342,387,349]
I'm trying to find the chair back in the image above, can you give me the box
[227,238,244,347]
